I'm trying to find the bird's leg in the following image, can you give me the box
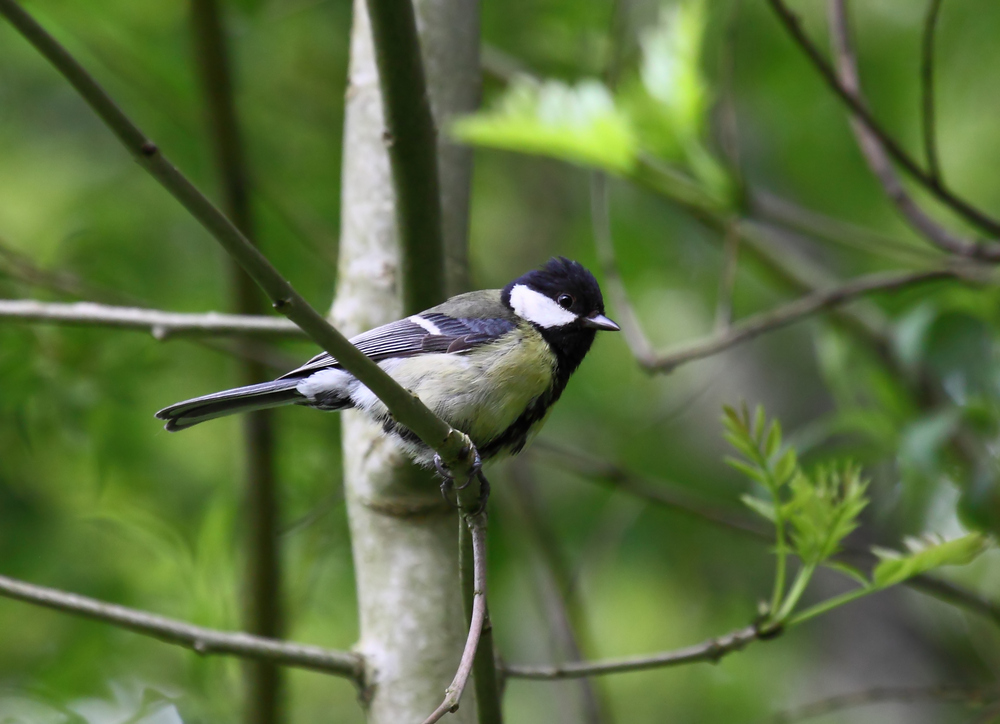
[433,449,484,510]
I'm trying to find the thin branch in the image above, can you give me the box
[533,441,769,541]
[0,0,478,474]
[0,299,303,339]
[750,190,948,267]
[422,512,489,724]
[826,0,1000,262]
[766,0,1000,240]
[362,0,444,313]
[646,268,966,373]
[459,510,503,724]
[0,251,300,371]
[535,441,1000,628]
[768,684,993,723]
[0,573,363,681]
[921,0,945,184]
[504,625,759,680]
[905,574,1000,628]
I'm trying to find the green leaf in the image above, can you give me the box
[452,79,638,175]
[637,1,708,140]
[825,561,871,587]
[787,464,869,566]
[773,449,798,487]
[764,419,782,459]
[723,432,758,463]
[873,534,991,588]
[727,457,768,486]
[741,493,776,522]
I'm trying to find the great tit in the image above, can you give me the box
[156,257,619,467]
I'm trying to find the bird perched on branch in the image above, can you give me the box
[156,257,619,468]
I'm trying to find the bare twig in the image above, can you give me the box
[188,1,283,720]
[536,441,1000,628]
[750,190,947,267]
[533,441,769,541]
[921,0,945,184]
[766,0,1000,239]
[646,268,965,373]
[0,299,302,339]
[768,684,993,723]
[459,511,502,724]
[826,0,1000,262]
[422,512,489,724]
[504,625,759,680]
[0,0,478,474]
[0,573,363,681]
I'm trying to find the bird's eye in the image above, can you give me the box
[557,294,574,309]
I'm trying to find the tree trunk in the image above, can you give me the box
[332,0,478,721]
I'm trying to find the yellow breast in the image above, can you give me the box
[383,326,556,446]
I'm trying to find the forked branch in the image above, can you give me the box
[766,0,1000,239]
[826,0,1000,261]
[0,0,478,475]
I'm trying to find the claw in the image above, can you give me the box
[434,453,451,480]
[433,450,486,511]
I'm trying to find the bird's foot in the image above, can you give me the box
[434,449,486,512]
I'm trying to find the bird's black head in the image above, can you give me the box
[502,257,619,374]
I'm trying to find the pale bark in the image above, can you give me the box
[332,0,479,721]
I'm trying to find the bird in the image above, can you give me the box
[156,257,619,469]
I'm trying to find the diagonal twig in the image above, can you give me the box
[0,0,478,475]
[826,0,1000,262]
[766,0,1000,240]
[422,511,489,724]
[0,572,363,681]
[534,441,1000,629]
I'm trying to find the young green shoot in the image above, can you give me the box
[723,404,991,631]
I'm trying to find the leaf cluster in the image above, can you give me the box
[452,0,732,208]
[723,404,992,627]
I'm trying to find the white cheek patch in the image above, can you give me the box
[296,368,353,402]
[508,284,578,328]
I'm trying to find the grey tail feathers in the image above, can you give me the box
[156,379,306,432]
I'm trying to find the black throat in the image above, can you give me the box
[537,323,597,393]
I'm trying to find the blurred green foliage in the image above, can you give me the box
[1,0,1000,722]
